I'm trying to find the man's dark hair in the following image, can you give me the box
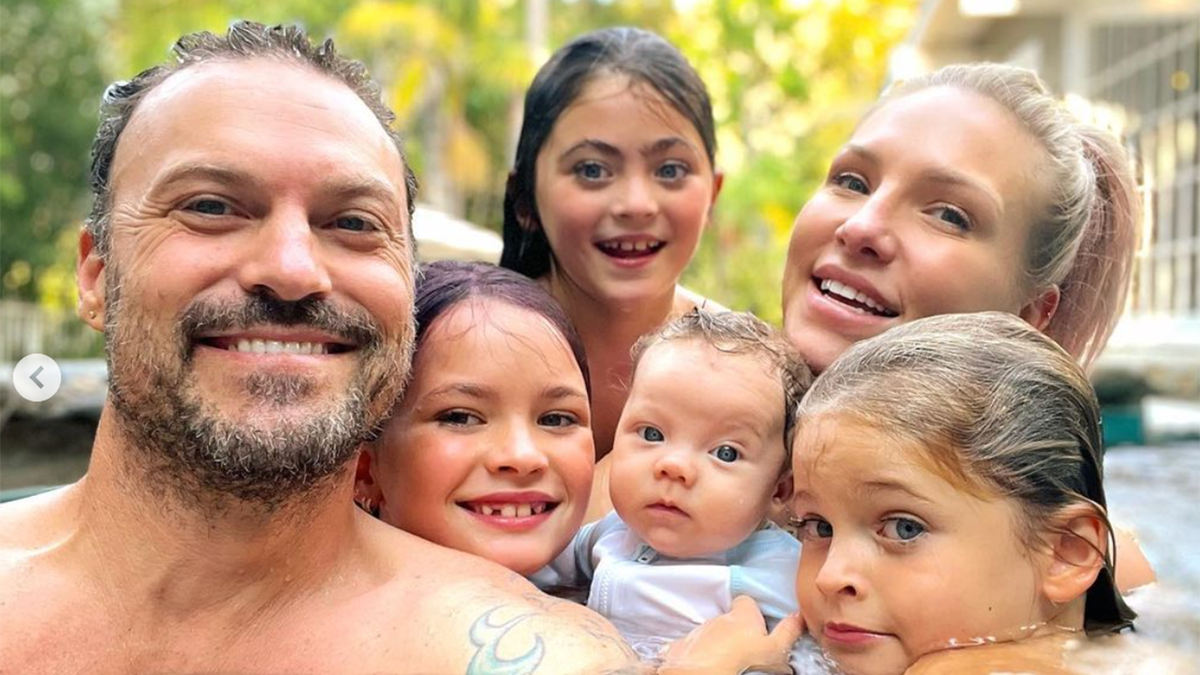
[85,20,419,257]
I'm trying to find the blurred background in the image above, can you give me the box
[1,0,1198,660]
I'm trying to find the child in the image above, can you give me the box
[535,309,812,663]
[791,311,1135,675]
[355,260,594,575]
[501,27,724,469]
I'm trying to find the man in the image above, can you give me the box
[0,22,639,674]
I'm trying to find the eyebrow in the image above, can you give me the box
[844,143,1002,214]
[154,164,402,207]
[425,382,493,401]
[154,164,265,193]
[542,385,588,403]
[859,480,936,505]
[560,137,700,160]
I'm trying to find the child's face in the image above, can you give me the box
[532,74,719,304]
[781,86,1052,373]
[792,415,1047,675]
[362,300,594,575]
[609,340,788,558]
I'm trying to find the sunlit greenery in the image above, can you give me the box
[0,0,916,325]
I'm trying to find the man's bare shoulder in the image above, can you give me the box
[371,535,642,674]
[0,484,75,551]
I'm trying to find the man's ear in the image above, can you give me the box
[354,447,385,514]
[1040,506,1107,606]
[77,229,106,332]
[1020,285,1060,332]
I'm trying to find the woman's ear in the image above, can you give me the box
[1040,506,1107,605]
[1019,285,1060,332]
[354,447,385,515]
[77,230,107,332]
[709,170,725,210]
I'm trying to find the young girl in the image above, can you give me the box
[537,310,811,666]
[501,27,723,474]
[779,61,1154,591]
[791,311,1135,675]
[354,260,594,575]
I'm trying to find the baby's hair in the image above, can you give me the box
[414,260,589,395]
[798,311,1135,635]
[876,63,1139,369]
[632,309,812,469]
[501,26,716,279]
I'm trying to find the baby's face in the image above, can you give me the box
[791,415,1046,675]
[608,340,788,558]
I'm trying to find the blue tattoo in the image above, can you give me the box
[466,607,546,675]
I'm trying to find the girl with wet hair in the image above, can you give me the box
[792,311,1135,675]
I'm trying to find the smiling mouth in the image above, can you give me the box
[459,501,558,518]
[596,239,665,259]
[816,277,899,318]
[197,337,355,355]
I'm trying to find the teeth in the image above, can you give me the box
[600,240,662,252]
[820,279,890,314]
[231,340,328,354]
[470,502,549,517]
[634,241,647,251]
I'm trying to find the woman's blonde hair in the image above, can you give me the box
[878,63,1139,369]
[798,311,1135,634]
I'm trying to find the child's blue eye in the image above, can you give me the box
[796,518,833,540]
[710,445,739,463]
[638,426,664,443]
[881,517,926,541]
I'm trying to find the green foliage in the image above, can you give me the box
[0,0,916,324]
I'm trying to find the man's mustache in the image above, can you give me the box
[177,291,383,353]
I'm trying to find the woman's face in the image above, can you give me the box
[361,299,594,575]
[531,75,720,306]
[781,86,1053,372]
[792,415,1048,675]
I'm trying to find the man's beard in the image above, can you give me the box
[103,271,413,512]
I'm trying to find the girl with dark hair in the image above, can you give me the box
[354,261,594,575]
[500,27,724,478]
[792,312,1135,675]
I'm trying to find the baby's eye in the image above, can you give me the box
[638,426,665,443]
[796,518,833,540]
[832,172,869,194]
[539,412,579,428]
[436,410,483,427]
[710,445,740,463]
[183,198,233,216]
[880,517,926,542]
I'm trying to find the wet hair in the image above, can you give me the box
[631,309,812,471]
[500,26,716,278]
[876,63,1138,369]
[414,260,589,394]
[85,20,419,259]
[798,311,1136,635]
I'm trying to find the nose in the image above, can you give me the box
[834,195,897,264]
[653,448,696,487]
[485,423,549,476]
[237,209,333,301]
[612,175,659,222]
[813,536,865,599]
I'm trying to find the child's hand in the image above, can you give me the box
[659,595,804,675]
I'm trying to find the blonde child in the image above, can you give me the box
[535,309,812,664]
[791,311,1135,675]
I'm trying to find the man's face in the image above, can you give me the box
[84,59,415,506]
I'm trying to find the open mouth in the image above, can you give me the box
[816,277,899,318]
[197,336,355,355]
[458,501,558,518]
[596,239,666,260]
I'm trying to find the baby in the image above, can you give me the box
[535,309,812,662]
[791,312,1135,675]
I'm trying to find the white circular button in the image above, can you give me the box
[13,353,61,403]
